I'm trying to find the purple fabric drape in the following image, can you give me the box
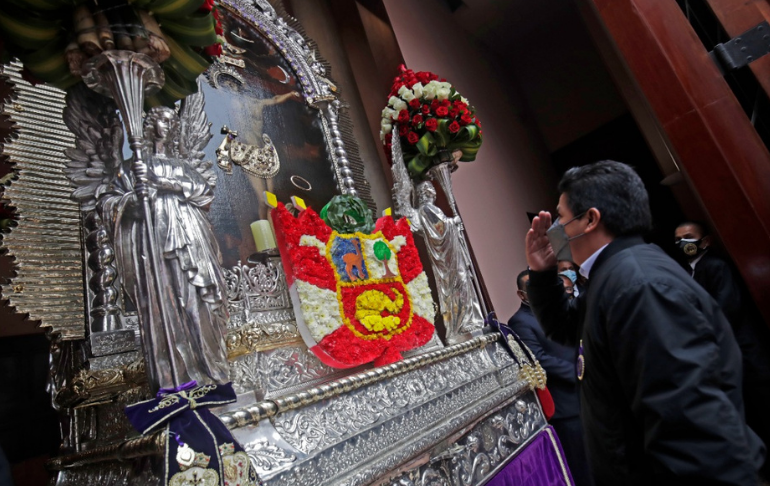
[487,426,575,486]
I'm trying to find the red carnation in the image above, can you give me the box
[397,109,410,124]
[409,99,420,110]
[435,106,449,117]
[399,124,409,136]
[425,118,438,132]
[460,112,472,125]
[449,121,461,134]
[412,114,423,126]
[421,104,430,115]
[407,131,420,144]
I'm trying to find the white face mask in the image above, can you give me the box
[546,213,586,263]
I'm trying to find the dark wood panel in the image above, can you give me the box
[587,0,770,322]
[706,0,770,99]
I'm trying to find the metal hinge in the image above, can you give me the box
[710,21,770,74]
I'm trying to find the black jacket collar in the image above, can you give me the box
[590,236,646,280]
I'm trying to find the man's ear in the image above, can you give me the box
[517,289,526,302]
[584,207,601,234]
[701,235,712,248]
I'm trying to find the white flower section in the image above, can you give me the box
[299,235,327,253]
[398,85,415,102]
[411,82,424,98]
[407,271,435,324]
[388,95,407,113]
[362,237,399,280]
[389,235,407,252]
[422,80,439,100]
[296,280,343,342]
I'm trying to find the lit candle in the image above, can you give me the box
[251,220,276,252]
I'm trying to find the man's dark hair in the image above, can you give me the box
[558,160,652,237]
[676,220,710,237]
[516,269,529,291]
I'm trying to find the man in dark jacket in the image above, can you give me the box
[508,269,592,485]
[675,221,770,478]
[525,160,764,485]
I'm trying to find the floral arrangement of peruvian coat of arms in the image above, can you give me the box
[272,195,435,368]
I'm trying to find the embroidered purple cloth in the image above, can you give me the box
[487,426,574,486]
[125,382,257,486]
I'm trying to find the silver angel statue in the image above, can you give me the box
[64,83,230,390]
[390,127,485,344]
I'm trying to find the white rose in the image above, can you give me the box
[423,81,439,100]
[439,81,452,90]
[436,87,451,101]
[380,119,392,134]
[398,85,415,102]
[381,107,397,120]
[388,95,400,107]
[461,96,469,105]
[411,82,424,98]
[391,97,407,113]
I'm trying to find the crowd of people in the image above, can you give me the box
[510,160,770,485]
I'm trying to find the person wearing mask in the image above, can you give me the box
[557,260,583,297]
[525,160,764,485]
[508,270,592,485]
[675,221,770,479]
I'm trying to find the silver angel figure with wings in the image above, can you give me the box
[64,82,229,390]
[390,124,485,344]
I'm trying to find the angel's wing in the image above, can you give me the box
[62,83,124,211]
[178,80,215,187]
[390,123,419,230]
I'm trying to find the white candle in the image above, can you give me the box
[251,220,276,252]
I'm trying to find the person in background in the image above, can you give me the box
[559,273,575,298]
[557,260,583,296]
[508,270,592,485]
[675,220,770,479]
[526,160,764,485]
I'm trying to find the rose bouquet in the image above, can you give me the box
[380,65,482,180]
[0,0,223,105]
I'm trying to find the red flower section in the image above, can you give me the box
[435,106,449,117]
[317,314,434,368]
[272,204,335,291]
[407,132,419,145]
[448,121,460,134]
[339,281,412,339]
[412,114,423,126]
[199,0,215,12]
[409,99,421,110]
[397,109,410,124]
[425,118,438,132]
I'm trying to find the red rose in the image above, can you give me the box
[435,106,449,117]
[397,109,410,124]
[449,121,460,134]
[425,118,438,132]
[417,72,431,84]
[441,99,451,107]
[460,112,472,125]
[430,99,440,110]
[449,109,459,119]
[407,131,420,144]
[199,0,215,12]
[412,114,423,126]
[453,100,467,111]
[399,124,409,136]
[409,99,421,110]
[421,104,430,115]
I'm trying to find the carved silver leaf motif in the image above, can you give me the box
[244,439,297,472]
[272,348,494,455]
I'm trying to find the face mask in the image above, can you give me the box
[560,269,578,284]
[676,238,703,258]
[547,213,586,263]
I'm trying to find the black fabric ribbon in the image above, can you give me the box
[125,381,258,486]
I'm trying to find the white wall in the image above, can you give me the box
[384,0,558,320]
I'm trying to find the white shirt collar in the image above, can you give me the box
[689,250,707,271]
[579,243,609,279]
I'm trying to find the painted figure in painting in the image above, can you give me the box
[64,84,230,390]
